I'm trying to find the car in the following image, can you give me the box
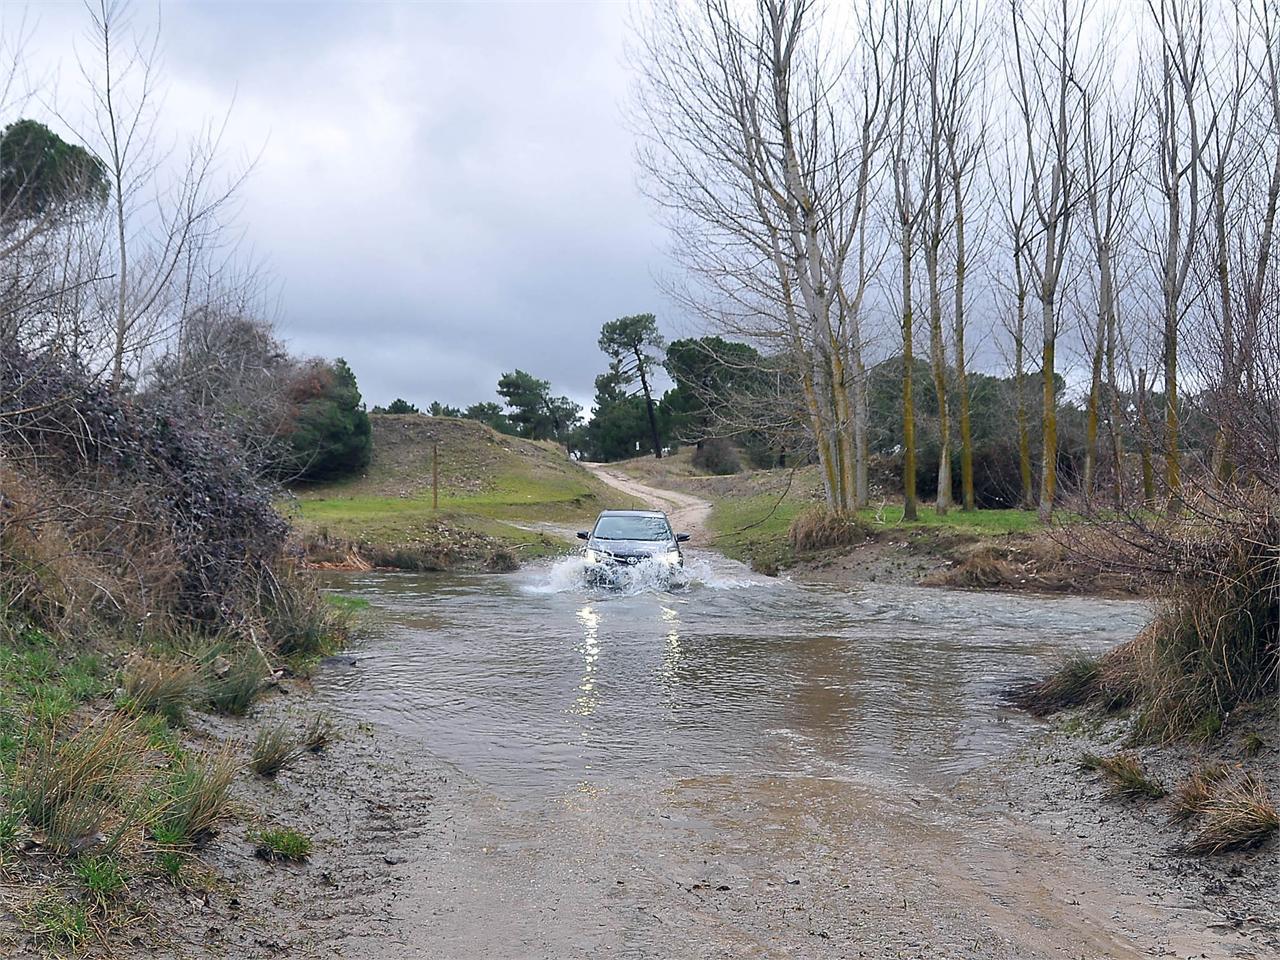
[576,509,690,582]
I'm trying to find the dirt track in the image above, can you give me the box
[582,461,713,536]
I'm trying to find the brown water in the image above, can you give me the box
[316,552,1145,801]
[309,556,1261,959]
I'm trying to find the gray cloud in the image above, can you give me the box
[23,1,679,409]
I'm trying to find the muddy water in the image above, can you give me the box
[318,553,1143,801]
[312,555,1239,959]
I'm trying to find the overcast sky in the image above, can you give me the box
[20,0,679,409]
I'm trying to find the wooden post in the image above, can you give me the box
[432,441,439,510]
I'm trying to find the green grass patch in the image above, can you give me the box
[254,827,312,861]
[325,594,370,613]
[0,628,108,749]
[24,893,91,950]
[708,495,1043,570]
[75,854,129,902]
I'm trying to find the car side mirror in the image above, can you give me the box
[576,531,589,540]
[676,533,691,542]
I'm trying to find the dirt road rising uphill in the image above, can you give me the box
[582,462,712,537]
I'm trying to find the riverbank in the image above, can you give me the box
[601,451,1135,595]
[990,700,1278,955]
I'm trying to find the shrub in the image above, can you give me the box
[1,344,290,628]
[691,438,741,476]
[1183,775,1279,854]
[120,655,200,722]
[1080,752,1165,800]
[787,508,865,553]
[281,357,372,482]
[151,750,236,846]
[249,723,300,777]
[254,827,312,861]
[1074,497,1279,743]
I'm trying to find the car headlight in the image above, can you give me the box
[663,550,682,564]
[584,549,599,563]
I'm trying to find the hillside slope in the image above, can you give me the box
[289,414,636,570]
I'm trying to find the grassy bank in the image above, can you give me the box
[609,450,1064,586]
[709,493,1041,572]
[289,414,638,571]
[0,597,352,956]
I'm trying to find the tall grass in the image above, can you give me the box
[151,750,237,847]
[249,722,301,777]
[120,655,200,722]
[17,714,142,854]
[787,508,866,553]
[204,650,269,716]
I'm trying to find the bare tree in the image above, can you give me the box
[633,0,894,516]
[1079,82,1140,503]
[75,0,242,388]
[1008,0,1092,521]
[1142,0,1209,506]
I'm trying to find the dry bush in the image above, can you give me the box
[1107,521,1277,742]
[1080,752,1166,800]
[691,438,741,475]
[1170,763,1232,821]
[1183,774,1279,854]
[249,722,300,777]
[17,714,143,854]
[120,655,200,722]
[151,750,236,847]
[935,543,1025,589]
[787,508,866,553]
[1038,491,1279,742]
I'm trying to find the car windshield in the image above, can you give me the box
[593,515,671,541]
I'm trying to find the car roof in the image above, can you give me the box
[596,509,668,518]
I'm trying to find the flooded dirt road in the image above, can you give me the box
[313,556,1255,959]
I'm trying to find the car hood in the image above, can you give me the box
[588,538,673,558]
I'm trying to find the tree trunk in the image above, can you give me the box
[901,211,918,522]
[1038,297,1057,522]
[1015,316,1034,511]
[1137,367,1156,506]
[927,249,951,515]
[635,349,662,459]
[1082,305,1106,503]
[954,187,974,511]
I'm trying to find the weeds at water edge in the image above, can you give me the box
[1081,752,1166,800]
[1182,775,1280,854]
[249,722,301,777]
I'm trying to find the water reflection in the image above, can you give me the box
[574,605,600,717]
[314,557,1149,799]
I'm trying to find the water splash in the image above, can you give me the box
[521,552,769,596]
